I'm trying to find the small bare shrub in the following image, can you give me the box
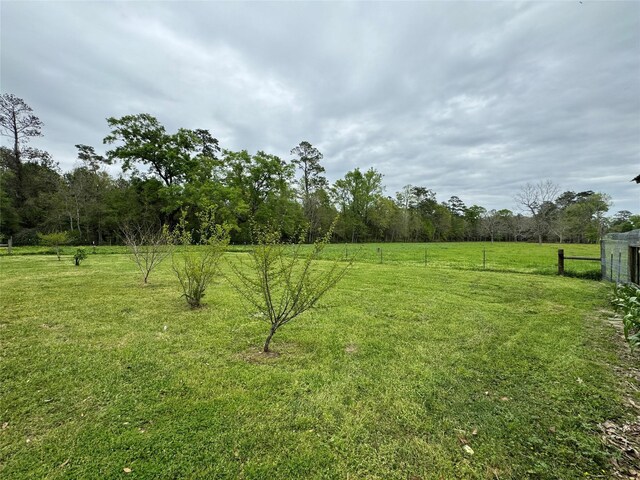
[121,223,172,284]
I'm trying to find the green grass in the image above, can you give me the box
[3,241,601,277]
[0,244,627,479]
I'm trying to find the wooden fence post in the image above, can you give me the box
[558,249,564,276]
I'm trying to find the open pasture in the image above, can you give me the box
[0,243,627,479]
[2,241,601,276]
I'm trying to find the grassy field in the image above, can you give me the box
[0,243,630,479]
[2,241,601,276]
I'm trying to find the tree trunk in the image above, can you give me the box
[263,326,277,352]
[12,114,24,204]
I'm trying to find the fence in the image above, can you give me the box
[557,249,600,276]
[0,237,12,255]
[601,230,640,284]
[316,242,602,276]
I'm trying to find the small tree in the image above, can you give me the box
[121,223,172,284]
[230,223,353,353]
[38,231,70,260]
[171,208,230,308]
[73,248,87,266]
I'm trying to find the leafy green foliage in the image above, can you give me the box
[611,283,640,349]
[230,222,353,352]
[0,96,621,246]
[171,207,229,308]
[73,248,87,266]
[332,167,383,242]
[103,113,220,187]
[223,149,302,242]
[37,231,70,260]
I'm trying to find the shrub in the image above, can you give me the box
[611,283,640,350]
[38,231,70,260]
[13,228,39,246]
[171,208,230,308]
[73,248,87,266]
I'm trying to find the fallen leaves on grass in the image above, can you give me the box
[600,417,640,479]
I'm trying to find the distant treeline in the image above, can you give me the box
[1,94,637,246]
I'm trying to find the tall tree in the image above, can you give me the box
[75,144,110,172]
[563,192,611,242]
[482,209,499,243]
[17,151,64,234]
[0,149,19,237]
[290,141,326,198]
[464,205,486,241]
[333,168,383,242]
[224,150,301,240]
[412,187,440,241]
[610,210,640,233]
[291,141,327,240]
[103,114,220,187]
[515,180,560,244]
[0,94,44,202]
[443,196,467,240]
[495,209,516,241]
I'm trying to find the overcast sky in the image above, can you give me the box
[1,1,639,213]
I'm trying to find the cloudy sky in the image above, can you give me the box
[1,1,639,213]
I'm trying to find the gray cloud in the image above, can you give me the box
[1,0,638,213]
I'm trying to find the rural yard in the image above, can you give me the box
[2,1,639,478]
[1,243,637,479]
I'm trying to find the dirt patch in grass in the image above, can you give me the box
[345,343,358,354]
[235,342,303,363]
[242,349,281,363]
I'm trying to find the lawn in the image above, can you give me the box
[3,240,601,276]
[0,243,629,479]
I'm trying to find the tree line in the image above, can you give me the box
[1,93,637,246]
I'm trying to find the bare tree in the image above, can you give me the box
[229,223,353,353]
[481,209,499,243]
[515,180,560,244]
[122,223,173,284]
